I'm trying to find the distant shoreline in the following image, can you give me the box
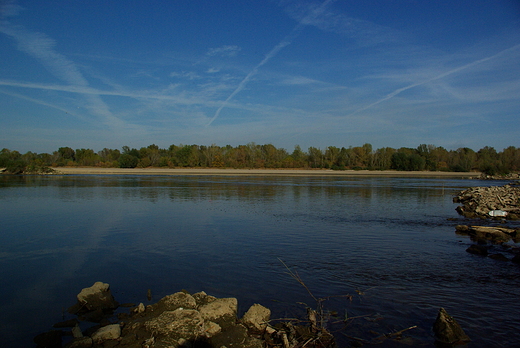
[51,167,479,177]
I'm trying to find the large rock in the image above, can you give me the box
[456,225,518,244]
[199,297,238,329]
[155,291,197,311]
[144,308,204,340]
[433,308,470,345]
[466,244,488,256]
[74,281,118,312]
[241,303,271,332]
[91,324,121,344]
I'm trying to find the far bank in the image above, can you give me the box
[51,167,480,177]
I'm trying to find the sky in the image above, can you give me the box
[1,0,519,154]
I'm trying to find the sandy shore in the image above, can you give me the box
[51,167,479,177]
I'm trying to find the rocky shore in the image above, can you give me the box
[453,183,520,220]
[453,183,520,262]
[34,282,470,348]
[34,282,335,348]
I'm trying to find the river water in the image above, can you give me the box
[0,175,519,347]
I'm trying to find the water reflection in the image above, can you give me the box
[0,175,518,347]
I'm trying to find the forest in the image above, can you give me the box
[1,143,519,175]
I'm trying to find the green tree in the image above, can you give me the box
[118,154,139,168]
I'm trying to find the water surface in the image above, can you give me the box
[1,175,518,347]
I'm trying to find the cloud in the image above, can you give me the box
[281,0,402,45]
[0,0,23,18]
[206,45,241,57]
[347,43,520,116]
[0,5,126,129]
[206,0,335,126]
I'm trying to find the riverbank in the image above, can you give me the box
[51,167,479,177]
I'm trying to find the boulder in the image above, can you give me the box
[466,244,488,256]
[489,253,509,261]
[91,324,121,344]
[433,308,470,345]
[72,281,118,313]
[456,225,518,244]
[199,297,238,329]
[155,291,197,311]
[64,337,93,348]
[241,303,271,332]
[144,308,204,340]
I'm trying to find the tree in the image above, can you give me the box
[118,154,139,168]
[58,147,75,165]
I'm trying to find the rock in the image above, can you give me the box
[199,297,238,329]
[132,302,145,314]
[241,303,271,332]
[433,308,470,345]
[144,308,204,339]
[156,291,197,311]
[193,291,217,307]
[489,253,509,261]
[210,323,261,348]
[454,185,520,219]
[91,324,121,344]
[71,324,83,338]
[203,321,222,337]
[466,244,488,256]
[456,225,518,244]
[64,337,93,348]
[71,281,118,314]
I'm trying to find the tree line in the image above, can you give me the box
[1,143,519,175]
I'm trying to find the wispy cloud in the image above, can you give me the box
[281,0,403,45]
[206,45,241,57]
[347,43,520,116]
[207,0,335,126]
[0,4,125,129]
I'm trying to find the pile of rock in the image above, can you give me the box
[34,282,335,348]
[453,185,520,219]
[455,225,520,262]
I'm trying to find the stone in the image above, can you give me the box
[489,253,509,261]
[74,282,118,312]
[144,308,204,339]
[64,337,93,348]
[203,321,222,337]
[156,291,197,311]
[433,308,470,345]
[454,185,520,220]
[241,304,271,332]
[71,324,83,338]
[466,244,488,256]
[91,324,121,344]
[193,291,217,307]
[199,297,238,329]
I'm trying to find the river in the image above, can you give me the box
[0,175,519,347]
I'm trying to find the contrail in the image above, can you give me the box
[348,43,520,117]
[206,0,335,126]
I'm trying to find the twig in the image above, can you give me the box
[278,258,318,303]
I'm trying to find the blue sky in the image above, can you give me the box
[1,0,519,153]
